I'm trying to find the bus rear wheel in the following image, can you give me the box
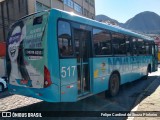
[106,73,120,97]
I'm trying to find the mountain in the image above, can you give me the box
[95,15,120,25]
[96,11,160,34]
[95,15,124,26]
[124,11,160,34]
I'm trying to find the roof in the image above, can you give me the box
[51,9,154,41]
[12,8,154,41]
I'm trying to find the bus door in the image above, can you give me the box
[73,29,91,96]
[152,43,158,72]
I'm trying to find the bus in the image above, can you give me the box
[6,9,158,102]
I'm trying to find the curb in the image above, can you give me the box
[133,76,160,110]
[127,76,160,120]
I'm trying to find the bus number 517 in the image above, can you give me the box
[61,66,76,78]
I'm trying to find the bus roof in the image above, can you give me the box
[51,9,153,41]
[14,8,154,41]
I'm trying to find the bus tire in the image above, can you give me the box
[0,83,4,92]
[106,73,120,97]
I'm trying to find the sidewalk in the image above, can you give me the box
[132,72,160,120]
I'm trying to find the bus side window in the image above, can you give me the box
[148,42,152,55]
[93,28,111,56]
[126,36,131,56]
[155,44,158,59]
[131,38,138,56]
[58,21,73,57]
[137,39,146,55]
[145,41,150,55]
[111,32,126,55]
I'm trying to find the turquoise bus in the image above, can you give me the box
[6,9,158,102]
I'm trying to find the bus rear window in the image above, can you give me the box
[58,21,74,57]
[33,16,43,25]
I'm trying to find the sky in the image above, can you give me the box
[95,0,160,23]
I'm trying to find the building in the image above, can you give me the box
[0,0,95,41]
[30,0,95,19]
[0,0,28,41]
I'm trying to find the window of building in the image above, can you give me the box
[85,0,95,7]
[93,28,112,56]
[36,1,50,12]
[112,33,126,55]
[85,0,89,3]
[74,2,82,13]
[58,21,74,57]
[90,0,95,7]
[91,13,95,19]
[64,0,74,8]
[58,0,63,2]
[83,8,89,17]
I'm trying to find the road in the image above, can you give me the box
[0,69,159,120]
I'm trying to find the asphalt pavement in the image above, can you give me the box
[0,68,160,120]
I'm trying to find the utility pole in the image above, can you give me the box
[6,0,10,28]
[1,2,6,41]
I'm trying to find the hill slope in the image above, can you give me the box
[96,11,160,34]
[124,11,160,34]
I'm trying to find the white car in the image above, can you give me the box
[0,77,7,92]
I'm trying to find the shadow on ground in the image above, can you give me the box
[3,75,159,120]
[0,89,13,99]
[9,76,158,111]
[131,75,160,110]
